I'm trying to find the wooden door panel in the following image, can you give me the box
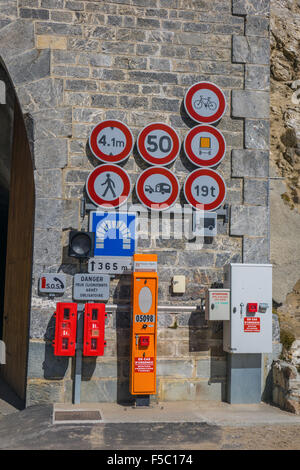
[2,103,34,400]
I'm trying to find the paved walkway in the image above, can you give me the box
[1,378,300,450]
[0,399,300,450]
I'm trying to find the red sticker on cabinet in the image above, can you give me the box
[134,357,154,373]
[244,317,260,332]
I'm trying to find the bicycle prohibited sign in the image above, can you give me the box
[89,120,134,164]
[86,164,131,208]
[184,82,227,124]
[184,125,226,167]
[137,122,180,166]
[184,168,226,211]
[135,166,180,211]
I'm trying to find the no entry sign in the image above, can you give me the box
[89,120,134,164]
[184,124,226,167]
[86,164,131,209]
[137,122,180,166]
[135,166,180,211]
[184,82,226,124]
[184,168,226,211]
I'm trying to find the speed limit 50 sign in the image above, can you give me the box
[137,122,180,166]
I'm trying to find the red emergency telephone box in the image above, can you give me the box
[53,302,77,356]
[83,303,106,356]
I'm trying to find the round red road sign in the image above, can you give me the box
[184,124,226,167]
[184,168,226,211]
[184,82,227,124]
[86,164,131,208]
[137,122,180,166]
[89,120,134,164]
[135,166,180,211]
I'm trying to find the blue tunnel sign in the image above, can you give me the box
[89,211,136,257]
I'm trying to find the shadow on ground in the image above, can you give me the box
[0,404,222,450]
[0,377,24,416]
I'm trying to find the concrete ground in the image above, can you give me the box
[1,383,300,450]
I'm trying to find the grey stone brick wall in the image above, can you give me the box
[231,0,270,265]
[0,0,273,405]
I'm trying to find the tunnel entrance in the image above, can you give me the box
[0,60,35,403]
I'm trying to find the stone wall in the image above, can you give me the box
[272,360,300,415]
[0,0,275,405]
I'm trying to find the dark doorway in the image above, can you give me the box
[0,60,35,403]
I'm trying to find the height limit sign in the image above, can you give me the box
[89,120,134,164]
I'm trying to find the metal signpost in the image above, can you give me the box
[135,166,180,211]
[137,122,180,166]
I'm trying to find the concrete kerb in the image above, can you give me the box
[52,401,300,427]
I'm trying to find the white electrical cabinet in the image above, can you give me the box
[205,289,230,321]
[223,263,272,354]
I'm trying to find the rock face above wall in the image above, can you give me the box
[270,0,300,331]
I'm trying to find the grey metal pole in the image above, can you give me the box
[73,304,84,404]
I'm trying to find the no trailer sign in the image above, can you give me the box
[135,166,180,211]
[89,120,134,164]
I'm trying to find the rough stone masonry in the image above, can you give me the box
[0,0,279,405]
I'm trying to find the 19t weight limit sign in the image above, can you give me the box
[184,168,226,211]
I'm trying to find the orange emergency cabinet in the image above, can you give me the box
[130,254,158,396]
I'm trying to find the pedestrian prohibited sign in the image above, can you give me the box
[137,122,180,166]
[89,120,134,164]
[184,168,226,211]
[86,164,131,208]
[135,166,180,211]
[184,125,226,167]
[184,82,226,124]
